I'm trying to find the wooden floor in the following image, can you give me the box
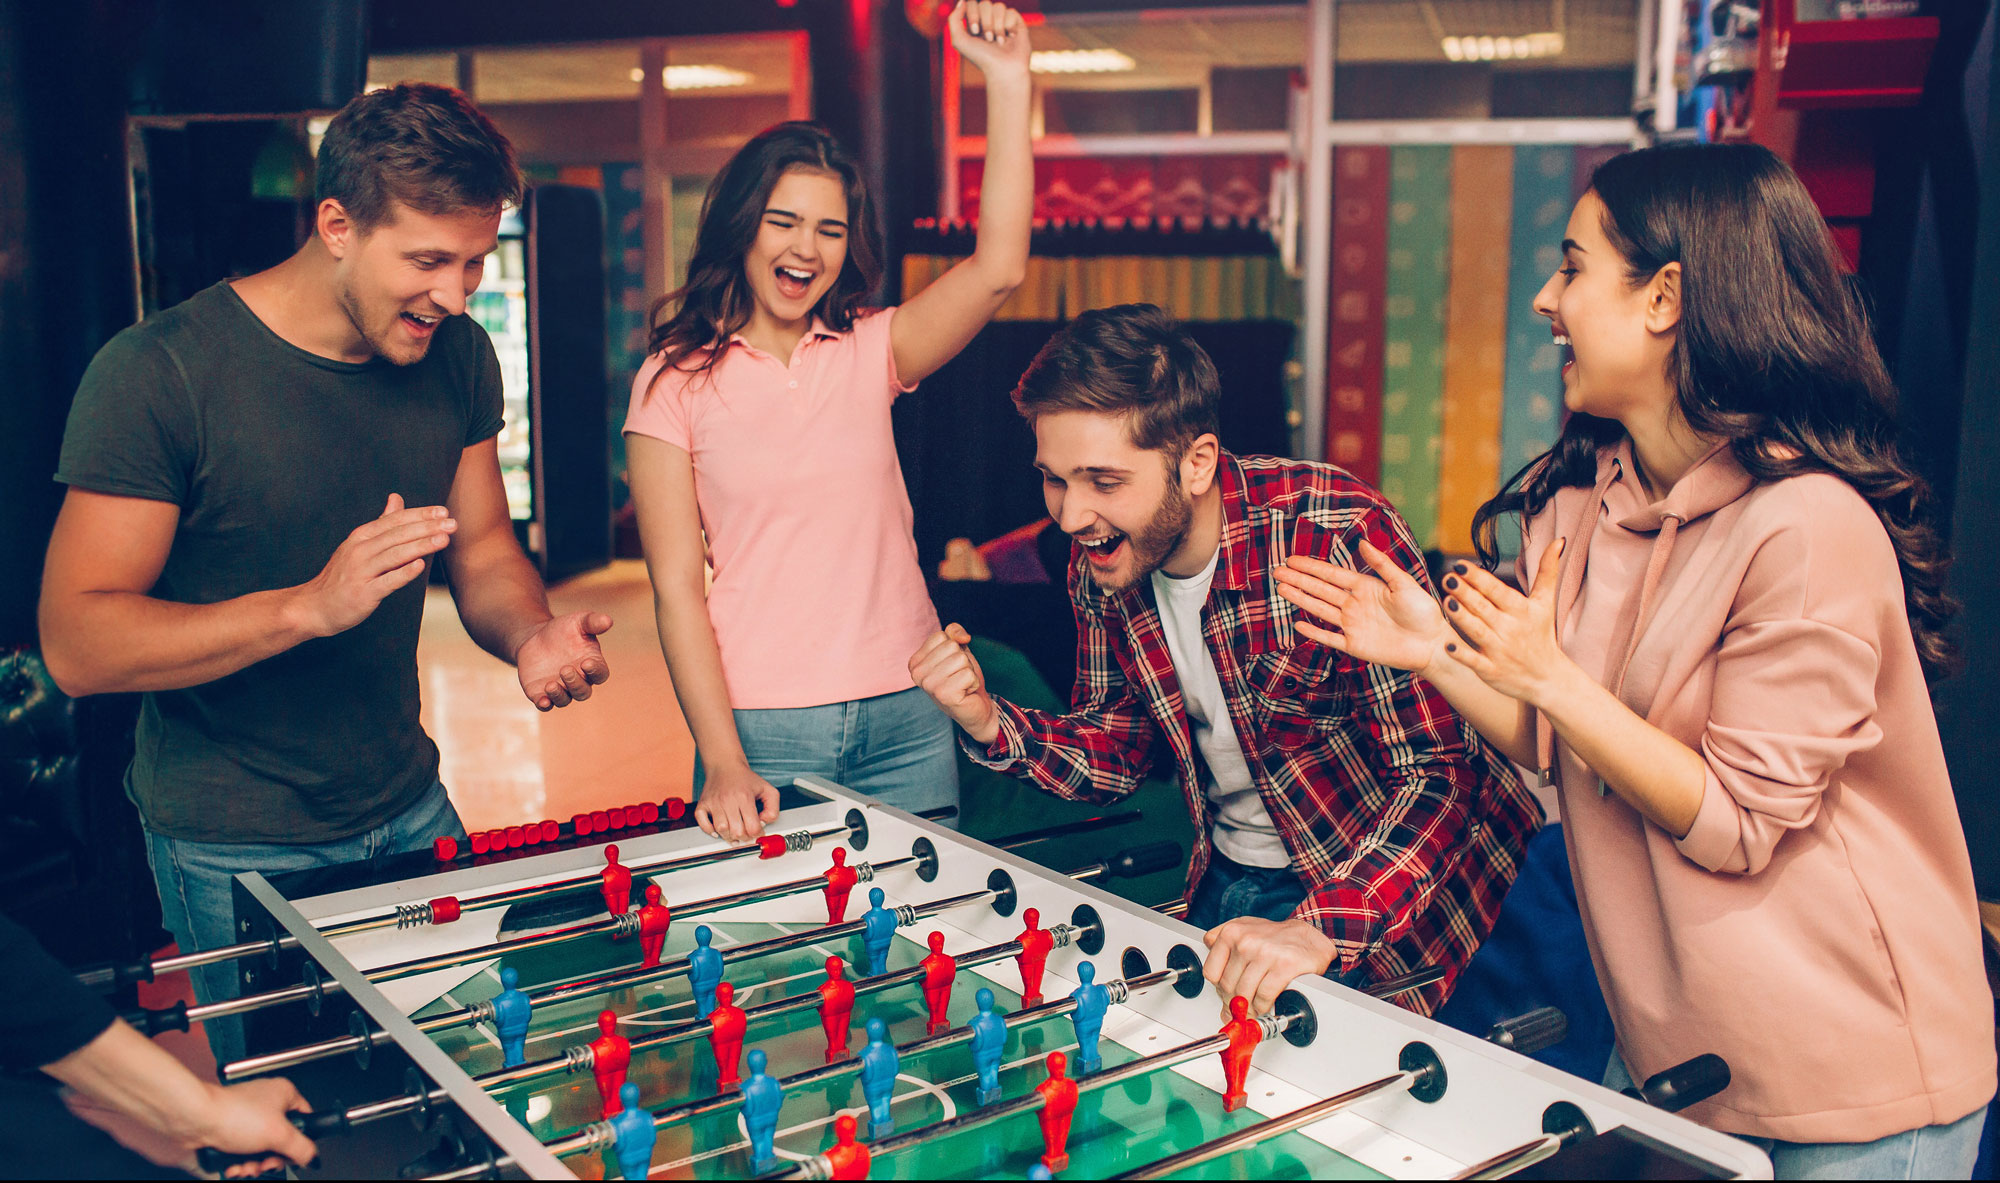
[416,559,698,832]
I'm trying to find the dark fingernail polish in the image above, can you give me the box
[1446,598,1459,612]
[1443,575,1458,589]
[1446,642,1458,653]
[1453,562,1469,575]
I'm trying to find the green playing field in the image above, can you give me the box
[419,917,1387,1180]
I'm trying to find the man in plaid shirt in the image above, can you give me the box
[911,305,1539,1017]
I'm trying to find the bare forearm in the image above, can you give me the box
[45,1021,220,1145]
[973,73,1033,284]
[653,586,750,772]
[1416,653,1538,768]
[40,587,314,697]
[1537,663,1704,837]
[447,540,551,664]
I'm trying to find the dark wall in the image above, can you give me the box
[1933,1,2000,896]
[0,0,151,647]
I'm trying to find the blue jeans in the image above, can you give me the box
[1184,849,1306,930]
[1605,1051,1990,1179]
[143,779,467,1067]
[695,686,961,825]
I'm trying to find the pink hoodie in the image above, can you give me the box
[1523,439,1993,1143]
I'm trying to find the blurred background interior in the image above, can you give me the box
[3,0,1996,990]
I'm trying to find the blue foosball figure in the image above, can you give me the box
[689,925,724,1019]
[492,965,533,1069]
[1068,961,1109,1076]
[609,1082,656,1180]
[969,987,1007,1106]
[742,1048,785,1173]
[859,1015,899,1139]
[860,888,896,977]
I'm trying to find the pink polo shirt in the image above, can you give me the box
[623,308,940,709]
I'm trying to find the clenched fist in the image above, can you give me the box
[909,624,1000,746]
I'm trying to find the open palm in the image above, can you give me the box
[1273,540,1448,672]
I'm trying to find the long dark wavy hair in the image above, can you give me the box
[646,121,882,385]
[1470,142,1957,678]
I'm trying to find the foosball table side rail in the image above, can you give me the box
[237,871,568,1179]
[796,778,1776,1181]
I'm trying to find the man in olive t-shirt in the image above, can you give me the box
[39,85,612,1066]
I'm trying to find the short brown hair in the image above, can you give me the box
[315,82,523,232]
[1011,304,1221,456]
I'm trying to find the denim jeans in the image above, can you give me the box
[695,686,961,825]
[1184,848,1307,930]
[1605,1050,1990,1179]
[143,779,467,1067]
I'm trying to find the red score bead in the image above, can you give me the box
[573,812,593,837]
[523,823,542,846]
[505,825,525,849]
[591,810,610,832]
[433,835,459,862]
[541,820,561,843]
[639,802,659,824]
[665,798,687,821]
[608,807,627,829]
[469,831,491,855]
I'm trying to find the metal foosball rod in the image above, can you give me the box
[1449,1052,1732,1181]
[217,833,1173,1082]
[77,805,940,993]
[312,919,1105,1131]
[122,848,924,1037]
[1110,1007,1570,1181]
[778,1005,1308,1180]
[407,970,1460,1182]
[547,962,1192,1161]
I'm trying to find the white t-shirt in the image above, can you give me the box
[1151,552,1293,869]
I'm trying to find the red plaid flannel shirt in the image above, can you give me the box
[966,453,1540,1014]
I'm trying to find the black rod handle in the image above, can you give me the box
[1485,1006,1569,1056]
[1104,841,1183,879]
[1630,1052,1731,1113]
[991,811,1143,851]
[118,1000,188,1037]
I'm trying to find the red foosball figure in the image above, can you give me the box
[636,883,672,967]
[919,931,957,1035]
[822,848,859,923]
[600,845,633,917]
[1218,995,1263,1113]
[824,1113,871,1180]
[1034,1050,1078,1172]
[818,955,855,1062]
[1015,907,1054,1007]
[589,1009,631,1117]
[707,981,747,1088]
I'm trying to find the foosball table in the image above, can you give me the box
[116,778,1772,1179]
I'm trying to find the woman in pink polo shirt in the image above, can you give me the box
[623,1,1031,841]
[1275,143,1992,1177]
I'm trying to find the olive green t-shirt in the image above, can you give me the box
[54,281,505,843]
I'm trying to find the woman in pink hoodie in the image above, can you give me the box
[1275,142,1992,1178]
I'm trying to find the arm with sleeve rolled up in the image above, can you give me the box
[912,605,1162,807]
[1288,658,1484,966]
